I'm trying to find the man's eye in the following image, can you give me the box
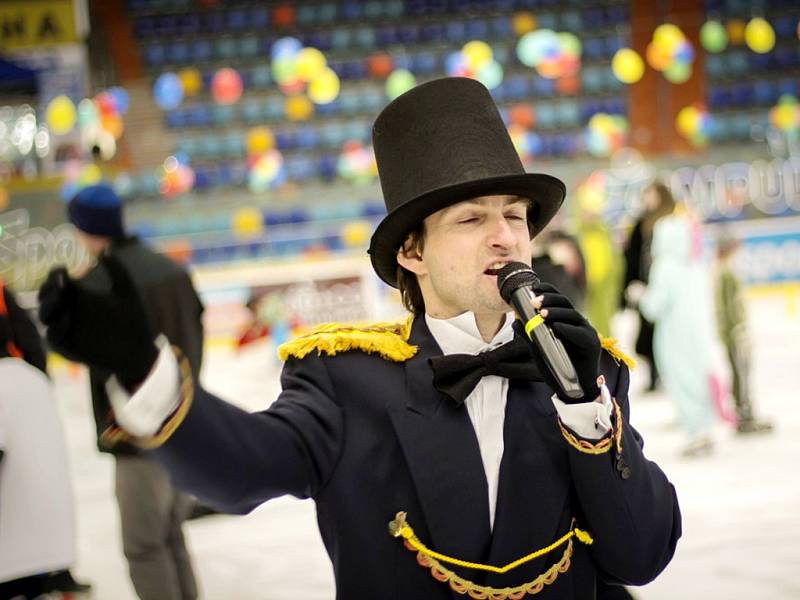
[506,214,526,221]
[457,217,478,224]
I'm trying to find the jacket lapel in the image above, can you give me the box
[387,316,492,584]
[483,379,572,588]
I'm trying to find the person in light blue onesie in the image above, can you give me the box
[639,209,717,456]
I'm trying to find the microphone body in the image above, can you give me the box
[497,262,584,400]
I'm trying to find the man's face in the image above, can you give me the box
[398,194,532,319]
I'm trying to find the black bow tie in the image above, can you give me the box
[428,336,543,406]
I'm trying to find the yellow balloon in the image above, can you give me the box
[611,48,644,84]
[78,164,103,186]
[653,23,684,52]
[246,126,275,155]
[340,220,372,248]
[295,47,327,82]
[308,67,340,105]
[676,106,699,137]
[46,95,77,135]
[744,17,775,53]
[462,40,493,70]
[178,67,203,96]
[285,95,315,121]
[231,207,264,238]
[511,12,536,36]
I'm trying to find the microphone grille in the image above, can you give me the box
[497,262,539,303]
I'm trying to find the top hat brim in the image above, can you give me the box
[368,172,566,287]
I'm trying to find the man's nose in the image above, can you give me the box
[487,217,517,248]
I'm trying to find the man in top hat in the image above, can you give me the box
[38,78,680,599]
[48,184,204,600]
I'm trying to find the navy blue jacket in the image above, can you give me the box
[153,316,681,599]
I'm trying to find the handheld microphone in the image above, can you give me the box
[497,261,584,400]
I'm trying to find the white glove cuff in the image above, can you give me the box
[552,380,614,441]
[106,335,181,438]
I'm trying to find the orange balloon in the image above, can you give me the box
[555,75,581,95]
[100,113,124,139]
[368,53,394,78]
[164,239,193,264]
[726,19,746,45]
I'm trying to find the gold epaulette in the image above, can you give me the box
[599,335,636,369]
[277,316,417,362]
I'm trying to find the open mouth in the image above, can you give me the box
[484,262,511,276]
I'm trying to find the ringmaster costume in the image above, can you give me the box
[38,78,680,599]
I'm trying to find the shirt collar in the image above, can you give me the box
[425,311,515,356]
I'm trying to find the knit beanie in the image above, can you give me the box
[67,184,125,238]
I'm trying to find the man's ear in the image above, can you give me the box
[396,239,424,275]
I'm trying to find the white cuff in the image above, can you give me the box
[106,335,181,438]
[552,381,614,441]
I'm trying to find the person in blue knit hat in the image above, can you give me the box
[63,184,205,600]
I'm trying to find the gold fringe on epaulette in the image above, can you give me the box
[598,335,636,369]
[278,316,417,362]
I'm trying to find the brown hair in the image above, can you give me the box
[396,222,426,315]
[642,182,676,237]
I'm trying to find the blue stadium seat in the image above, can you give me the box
[143,43,166,66]
[296,125,320,150]
[238,35,260,59]
[190,39,212,63]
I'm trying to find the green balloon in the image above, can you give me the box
[664,62,692,84]
[386,69,417,100]
[700,20,728,53]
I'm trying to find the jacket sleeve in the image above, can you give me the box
[3,288,47,375]
[566,360,682,586]
[151,352,344,514]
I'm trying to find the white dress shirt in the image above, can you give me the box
[426,312,613,529]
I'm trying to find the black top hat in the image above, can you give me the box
[368,77,566,287]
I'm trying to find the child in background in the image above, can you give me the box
[714,235,774,435]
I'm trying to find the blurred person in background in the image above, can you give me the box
[714,234,773,435]
[50,184,204,600]
[633,204,718,457]
[575,192,622,338]
[37,78,680,599]
[0,279,91,599]
[621,182,676,392]
[531,228,587,311]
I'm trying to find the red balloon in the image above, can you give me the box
[211,68,243,105]
[368,53,394,79]
[272,4,295,28]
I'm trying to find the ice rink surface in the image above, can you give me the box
[54,288,800,599]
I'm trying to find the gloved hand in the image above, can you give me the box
[516,282,602,403]
[38,253,159,391]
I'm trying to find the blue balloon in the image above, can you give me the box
[153,73,183,110]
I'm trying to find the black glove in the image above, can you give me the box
[38,253,159,391]
[514,282,601,403]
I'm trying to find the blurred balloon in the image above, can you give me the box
[575,171,607,215]
[211,68,243,105]
[508,104,536,128]
[368,53,394,78]
[100,113,124,139]
[663,62,691,84]
[296,47,327,82]
[246,126,275,155]
[285,95,314,121]
[271,36,303,61]
[476,60,503,90]
[611,48,645,84]
[308,67,340,104]
[768,95,800,132]
[46,95,77,135]
[231,206,264,238]
[77,163,103,187]
[511,12,537,36]
[585,113,628,157]
[178,67,203,96]
[340,220,372,247]
[77,98,98,127]
[463,40,493,71]
[675,103,712,147]
[248,150,285,192]
[159,156,195,198]
[700,20,728,53]
[386,69,416,100]
[517,29,581,80]
[726,19,746,45]
[646,24,693,83]
[0,187,8,211]
[744,17,775,54]
[153,73,184,110]
[337,141,377,184]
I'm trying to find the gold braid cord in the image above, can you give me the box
[101,345,194,449]
[558,399,624,455]
[388,513,593,599]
